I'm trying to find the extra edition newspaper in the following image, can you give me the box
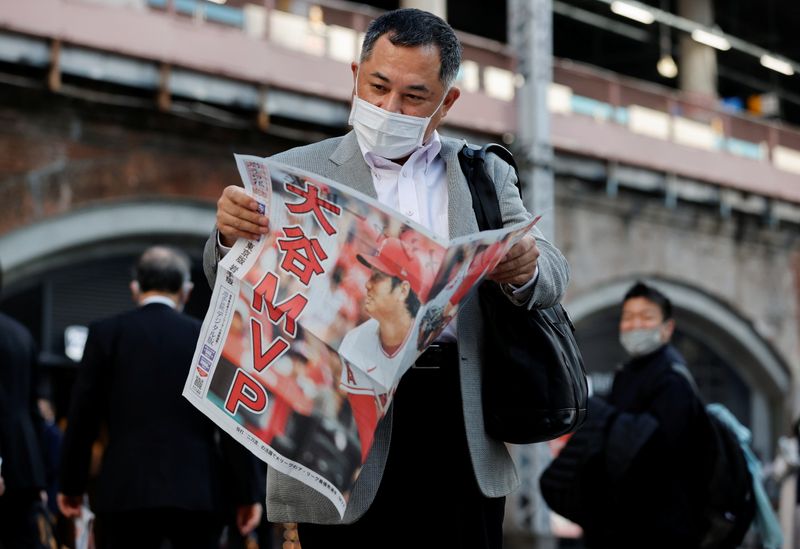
[183,155,536,517]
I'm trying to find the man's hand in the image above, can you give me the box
[488,234,539,286]
[57,493,83,519]
[217,186,270,247]
[0,475,5,497]
[236,502,263,536]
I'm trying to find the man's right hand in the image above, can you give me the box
[216,185,270,247]
[57,493,83,518]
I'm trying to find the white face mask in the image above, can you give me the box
[619,327,665,358]
[348,69,447,159]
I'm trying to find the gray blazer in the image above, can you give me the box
[203,131,570,524]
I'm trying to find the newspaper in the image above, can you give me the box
[183,155,536,517]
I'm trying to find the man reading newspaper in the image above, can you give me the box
[204,8,570,548]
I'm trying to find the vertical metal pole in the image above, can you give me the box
[505,1,556,546]
[263,0,274,41]
[678,0,717,96]
[509,0,555,242]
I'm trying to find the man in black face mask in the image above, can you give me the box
[544,281,709,548]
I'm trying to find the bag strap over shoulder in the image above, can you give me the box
[462,143,519,174]
[458,143,518,232]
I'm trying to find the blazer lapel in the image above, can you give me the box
[328,132,378,200]
[440,136,479,239]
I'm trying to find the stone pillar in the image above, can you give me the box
[508,0,555,240]
[505,1,557,544]
[678,0,718,96]
[399,0,446,20]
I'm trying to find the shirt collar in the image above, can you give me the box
[140,295,177,309]
[359,131,443,172]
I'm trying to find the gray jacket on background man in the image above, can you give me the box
[203,131,570,524]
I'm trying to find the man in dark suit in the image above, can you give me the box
[0,262,49,548]
[57,246,263,549]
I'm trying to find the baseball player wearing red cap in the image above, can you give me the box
[339,237,422,389]
[334,237,422,461]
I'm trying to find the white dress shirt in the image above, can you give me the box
[362,132,449,239]
[140,295,177,308]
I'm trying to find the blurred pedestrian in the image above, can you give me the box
[0,261,50,548]
[541,281,708,548]
[57,246,263,549]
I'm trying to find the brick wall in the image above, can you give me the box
[0,84,303,235]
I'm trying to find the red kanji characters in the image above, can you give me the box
[285,181,341,236]
[277,226,328,286]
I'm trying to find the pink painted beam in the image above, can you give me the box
[0,0,514,134]
[552,113,800,204]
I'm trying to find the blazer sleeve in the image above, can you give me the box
[59,322,109,496]
[486,153,571,309]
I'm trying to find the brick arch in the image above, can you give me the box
[0,92,247,239]
[0,134,235,234]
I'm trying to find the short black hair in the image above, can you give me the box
[623,281,672,321]
[133,246,191,293]
[360,8,462,89]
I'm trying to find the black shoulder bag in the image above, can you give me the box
[459,143,588,444]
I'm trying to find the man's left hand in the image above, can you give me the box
[488,234,539,285]
[236,502,263,536]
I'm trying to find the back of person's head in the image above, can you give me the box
[623,281,672,321]
[360,8,462,89]
[133,246,192,294]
